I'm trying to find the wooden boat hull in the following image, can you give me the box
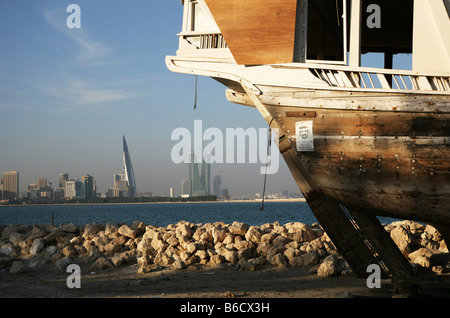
[167,0,450,283]
[228,86,450,226]
[272,105,449,224]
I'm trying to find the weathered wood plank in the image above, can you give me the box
[348,210,415,280]
[280,142,385,278]
[204,0,297,65]
[264,104,450,225]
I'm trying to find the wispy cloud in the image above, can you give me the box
[43,7,110,66]
[34,77,133,111]
[38,6,137,111]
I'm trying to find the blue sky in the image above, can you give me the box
[0,1,413,197]
[0,0,298,197]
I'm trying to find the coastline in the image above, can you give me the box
[1,219,448,299]
[0,198,306,208]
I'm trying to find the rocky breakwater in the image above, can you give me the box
[1,220,449,278]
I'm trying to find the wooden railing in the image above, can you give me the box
[309,66,450,92]
[180,32,228,50]
[199,33,227,49]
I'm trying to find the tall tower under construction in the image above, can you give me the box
[189,152,210,196]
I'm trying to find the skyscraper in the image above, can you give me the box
[2,171,19,201]
[82,175,95,199]
[181,178,192,197]
[37,178,47,188]
[213,175,222,199]
[58,172,69,197]
[188,152,210,196]
[122,135,137,197]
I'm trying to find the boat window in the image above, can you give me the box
[190,1,210,32]
[306,0,348,64]
[360,0,413,70]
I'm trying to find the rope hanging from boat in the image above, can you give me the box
[193,75,198,110]
[260,118,274,211]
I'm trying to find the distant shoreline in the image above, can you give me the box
[0,198,306,208]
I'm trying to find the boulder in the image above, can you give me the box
[237,248,252,260]
[91,257,114,271]
[61,223,79,233]
[111,251,134,267]
[412,256,432,269]
[185,254,200,265]
[221,248,238,264]
[233,240,249,251]
[62,244,77,257]
[118,224,138,239]
[178,235,191,249]
[248,256,266,267]
[112,236,128,246]
[283,247,300,261]
[256,241,271,256]
[260,232,277,243]
[105,223,121,238]
[176,223,194,239]
[390,225,412,257]
[30,238,45,255]
[172,260,187,270]
[290,251,319,268]
[9,232,27,247]
[222,234,235,245]
[272,235,290,249]
[269,253,288,268]
[287,223,317,243]
[131,221,146,234]
[44,245,58,258]
[29,226,47,239]
[137,255,152,274]
[1,224,23,240]
[82,223,104,240]
[212,227,228,244]
[180,251,191,262]
[239,260,257,271]
[245,226,263,243]
[137,239,153,255]
[55,257,72,272]
[187,242,203,254]
[151,238,168,253]
[229,222,249,236]
[409,248,433,269]
[103,242,121,256]
[195,249,208,262]
[208,254,224,266]
[423,225,441,242]
[154,252,174,266]
[165,235,179,247]
[10,261,24,274]
[409,248,433,261]
[0,243,15,257]
[43,228,65,244]
[317,255,340,278]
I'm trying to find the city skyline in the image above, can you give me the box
[0,134,302,200]
[0,167,301,201]
[0,1,317,198]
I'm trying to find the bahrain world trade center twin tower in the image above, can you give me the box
[122,135,137,198]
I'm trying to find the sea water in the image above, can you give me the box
[0,201,317,227]
[0,201,399,227]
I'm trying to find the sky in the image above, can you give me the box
[0,0,301,197]
[0,1,413,198]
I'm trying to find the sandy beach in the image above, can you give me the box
[1,218,449,302]
[0,260,393,299]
